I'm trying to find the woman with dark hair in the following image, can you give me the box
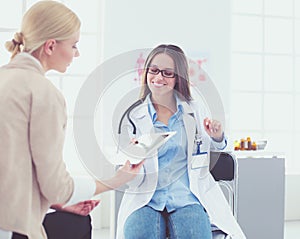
[116,44,245,239]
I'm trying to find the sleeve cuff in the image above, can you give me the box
[126,164,146,189]
[212,136,227,150]
[64,176,96,207]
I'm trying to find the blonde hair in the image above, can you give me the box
[5,0,81,59]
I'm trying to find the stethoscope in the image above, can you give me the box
[117,99,144,153]
[117,99,144,136]
[117,98,203,155]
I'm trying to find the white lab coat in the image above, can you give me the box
[116,99,246,239]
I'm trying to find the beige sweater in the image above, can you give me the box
[0,53,74,238]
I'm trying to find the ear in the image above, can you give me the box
[43,39,57,56]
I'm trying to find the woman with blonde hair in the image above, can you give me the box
[0,1,143,238]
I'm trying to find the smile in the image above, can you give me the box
[152,81,166,88]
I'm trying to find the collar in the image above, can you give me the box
[19,52,43,68]
[131,94,195,120]
[7,52,45,75]
[146,93,188,122]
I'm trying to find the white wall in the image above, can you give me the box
[285,174,300,221]
[102,0,231,112]
[99,0,300,223]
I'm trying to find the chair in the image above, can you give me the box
[113,151,238,239]
[209,151,238,239]
[209,151,238,217]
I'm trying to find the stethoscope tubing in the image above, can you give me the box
[117,99,144,135]
[117,99,202,154]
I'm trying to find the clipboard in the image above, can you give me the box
[107,131,176,165]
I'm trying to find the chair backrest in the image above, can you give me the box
[209,151,235,181]
[209,151,238,221]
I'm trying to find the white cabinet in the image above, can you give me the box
[234,152,285,239]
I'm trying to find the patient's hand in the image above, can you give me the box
[51,199,100,216]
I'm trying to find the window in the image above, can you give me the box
[230,0,299,173]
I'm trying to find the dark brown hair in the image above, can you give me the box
[139,44,192,102]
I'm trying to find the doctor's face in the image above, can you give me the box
[147,53,176,97]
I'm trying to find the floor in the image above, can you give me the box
[285,221,300,239]
[92,228,109,238]
[92,221,300,238]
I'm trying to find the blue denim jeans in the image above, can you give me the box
[124,204,212,239]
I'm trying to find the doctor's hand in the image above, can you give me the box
[203,117,224,142]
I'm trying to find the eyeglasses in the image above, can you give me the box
[147,66,175,78]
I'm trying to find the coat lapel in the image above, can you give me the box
[181,102,197,165]
[130,102,153,135]
[130,102,158,174]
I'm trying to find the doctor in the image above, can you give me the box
[116,44,246,239]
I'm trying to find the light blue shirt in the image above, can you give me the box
[146,95,200,212]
